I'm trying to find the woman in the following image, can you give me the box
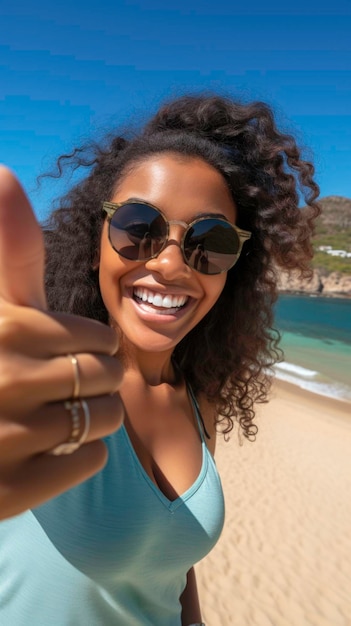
[0,94,320,625]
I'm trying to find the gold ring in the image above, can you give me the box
[49,399,90,456]
[67,353,80,398]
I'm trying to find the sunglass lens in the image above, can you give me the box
[184,219,240,274]
[109,203,167,260]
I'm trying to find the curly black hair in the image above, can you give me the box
[43,93,320,441]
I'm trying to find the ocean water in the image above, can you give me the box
[274,294,351,402]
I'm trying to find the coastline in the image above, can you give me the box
[279,289,351,300]
[196,378,351,626]
[275,293,351,403]
[277,268,351,299]
[272,377,351,421]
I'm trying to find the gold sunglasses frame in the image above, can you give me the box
[102,199,251,274]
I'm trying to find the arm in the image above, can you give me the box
[180,567,203,626]
[0,167,123,520]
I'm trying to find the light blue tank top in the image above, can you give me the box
[0,386,225,625]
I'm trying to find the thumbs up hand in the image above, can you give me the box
[0,167,124,520]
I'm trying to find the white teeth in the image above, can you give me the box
[177,296,186,307]
[133,288,188,309]
[163,295,173,308]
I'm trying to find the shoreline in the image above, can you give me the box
[196,378,351,626]
[279,289,351,300]
[272,377,351,423]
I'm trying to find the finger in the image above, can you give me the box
[0,394,124,462]
[0,166,46,308]
[0,353,124,414]
[0,302,119,358]
[0,441,109,520]
[43,353,124,403]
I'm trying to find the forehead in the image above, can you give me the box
[112,154,237,223]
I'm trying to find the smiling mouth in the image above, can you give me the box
[133,287,190,314]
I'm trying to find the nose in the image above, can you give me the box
[144,231,192,281]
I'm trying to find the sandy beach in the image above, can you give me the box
[196,380,351,626]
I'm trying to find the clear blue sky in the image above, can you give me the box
[1,0,350,220]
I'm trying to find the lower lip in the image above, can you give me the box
[130,295,193,323]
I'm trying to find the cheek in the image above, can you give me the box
[202,274,227,308]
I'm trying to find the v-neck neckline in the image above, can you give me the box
[121,425,207,513]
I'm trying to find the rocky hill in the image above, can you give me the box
[278,196,351,297]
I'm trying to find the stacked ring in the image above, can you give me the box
[49,353,91,456]
[50,399,91,456]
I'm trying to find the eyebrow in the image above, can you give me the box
[194,212,230,221]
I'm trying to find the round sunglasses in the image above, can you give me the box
[102,200,251,275]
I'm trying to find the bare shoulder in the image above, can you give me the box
[196,392,217,457]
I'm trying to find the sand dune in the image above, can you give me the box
[196,381,351,626]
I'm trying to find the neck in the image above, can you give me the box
[119,338,179,387]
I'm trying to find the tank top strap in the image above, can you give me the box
[186,382,211,442]
[171,358,211,442]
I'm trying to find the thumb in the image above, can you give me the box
[0,166,47,309]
